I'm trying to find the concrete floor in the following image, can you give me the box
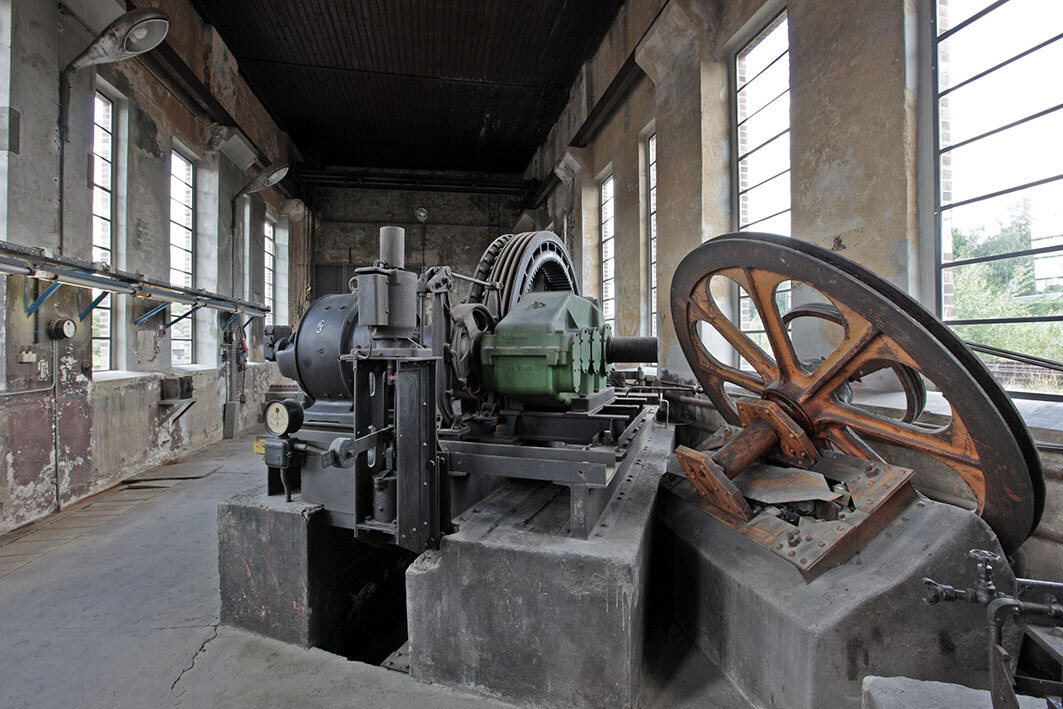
[0,433,745,709]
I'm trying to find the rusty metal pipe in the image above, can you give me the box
[711,419,778,479]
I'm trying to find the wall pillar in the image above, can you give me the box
[636,0,729,379]
[789,0,920,296]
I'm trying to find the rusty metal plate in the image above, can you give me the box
[732,464,840,505]
[682,451,917,579]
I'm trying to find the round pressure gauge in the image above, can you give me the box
[263,399,304,436]
[48,318,77,340]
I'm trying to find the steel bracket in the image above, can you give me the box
[134,302,170,325]
[25,279,62,316]
[165,303,204,329]
[78,290,110,322]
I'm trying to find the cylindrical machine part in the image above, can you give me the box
[606,336,658,363]
[379,226,405,268]
[373,474,397,523]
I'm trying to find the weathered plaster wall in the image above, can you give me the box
[0,0,306,533]
[581,75,656,338]
[311,187,522,301]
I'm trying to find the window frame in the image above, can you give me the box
[729,9,791,361]
[600,174,616,333]
[169,148,196,366]
[931,0,1063,400]
[264,218,276,328]
[91,91,115,371]
[646,134,658,337]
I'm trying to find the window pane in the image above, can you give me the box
[170,199,193,229]
[94,308,111,338]
[170,176,192,206]
[738,132,790,188]
[942,182,1063,262]
[939,0,995,29]
[170,245,192,274]
[171,152,193,185]
[602,237,614,261]
[737,14,788,88]
[939,0,1063,89]
[172,342,192,366]
[737,55,789,119]
[741,210,791,237]
[738,92,790,152]
[92,186,111,219]
[92,340,110,371]
[942,110,1063,205]
[954,321,1063,392]
[93,94,112,128]
[92,216,111,249]
[946,252,1063,321]
[170,223,192,252]
[92,125,112,159]
[170,269,192,289]
[94,155,112,189]
[740,171,790,226]
[941,41,1063,148]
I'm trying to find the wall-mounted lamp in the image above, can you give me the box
[236,162,290,198]
[57,8,170,254]
[230,162,290,310]
[68,8,170,71]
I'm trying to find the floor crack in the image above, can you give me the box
[170,624,218,703]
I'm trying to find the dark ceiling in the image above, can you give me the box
[188,0,625,174]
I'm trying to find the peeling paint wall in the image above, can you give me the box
[0,0,306,534]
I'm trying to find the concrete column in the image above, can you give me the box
[636,0,730,378]
[789,0,920,296]
[553,147,592,294]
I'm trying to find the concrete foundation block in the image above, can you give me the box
[861,675,1044,708]
[406,425,674,708]
[656,475,1014,709]
[218,490,412,659]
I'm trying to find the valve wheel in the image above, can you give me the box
[671,232,1044,553]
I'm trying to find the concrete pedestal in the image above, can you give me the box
[655,474,1015,709]
[405,424,674,708]
[218,491,413,660]
[862,676,1044,708]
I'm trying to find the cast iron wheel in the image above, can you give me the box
[671,232,1044,553]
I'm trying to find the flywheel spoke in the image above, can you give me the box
[822,424,885,462]
[739,269,800,380]
[818,404,979,470]
[687,278,777,382]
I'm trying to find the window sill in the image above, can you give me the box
[92,370,161,383]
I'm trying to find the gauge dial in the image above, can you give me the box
[263,399,303,436]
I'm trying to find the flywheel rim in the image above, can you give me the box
[671,232,1044,553]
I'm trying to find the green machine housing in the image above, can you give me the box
[480,291,616,408]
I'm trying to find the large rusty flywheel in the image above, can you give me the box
[671,232,1044,554]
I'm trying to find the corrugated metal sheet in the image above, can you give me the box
[189,0,624,172]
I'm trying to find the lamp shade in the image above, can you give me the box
[70,8,169,70]
[237,162,290,197]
